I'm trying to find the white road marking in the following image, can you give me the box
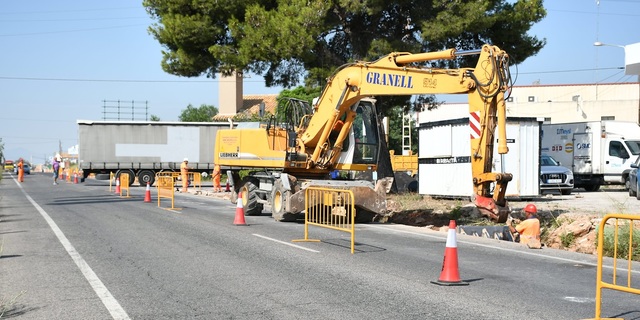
[15,179,130,320]
[364,224,640,275]
[564,296,594,303]
[253,234,320,252]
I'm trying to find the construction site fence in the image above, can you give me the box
[119,173,130,198]
[106,170,203,189]
[592,213,640,319]
[153,171,202,189]
[293,187,356,254]
[155,172,177,209]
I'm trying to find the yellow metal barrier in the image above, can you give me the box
[156,173,180,210]
[590,213,640,320]
[119,173,131,198]
[189,172,202,190]
[293,187,356,254]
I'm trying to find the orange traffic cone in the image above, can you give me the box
[225,178,231,192]
[431,220,468,286]
[233,193,247,226]
[73,173,79,184]
[144,182,152,203]
[115,178,121,194]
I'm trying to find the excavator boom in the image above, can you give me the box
[215,44,513,222]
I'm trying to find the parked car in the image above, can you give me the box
[540,154,574,195]
[628,155,640,199]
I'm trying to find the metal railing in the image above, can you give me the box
[293,187,356,254]
[592,213,640,319]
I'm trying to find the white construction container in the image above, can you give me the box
[418,117,541,198]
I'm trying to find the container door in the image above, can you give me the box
[572,133,592,174]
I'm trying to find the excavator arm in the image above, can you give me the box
[300,44,513,222]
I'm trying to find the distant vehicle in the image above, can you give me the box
[541,121,640,191]
[13,161,31,175]
[540,154,574,195]
[628,155,640,199]
[4,160,14,172]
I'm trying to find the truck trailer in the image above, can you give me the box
[541,121,640,191]
[78,120,231,186]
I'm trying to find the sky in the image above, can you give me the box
[1,0,639,164]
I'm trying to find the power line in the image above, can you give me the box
[0,17,148,22]
[0,24,148,37]
[0,7,140,15]
[517,66,624,75]
[0,76,270,83]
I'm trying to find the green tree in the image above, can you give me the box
[144,0,545,90]
[150,114,161,121]
[178,104,219,122]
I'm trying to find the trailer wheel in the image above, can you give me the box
[138,170,155,186]
[116,170,135,186]
[271,179,297,222]
[584,184,600,192]
[240,178,263,216]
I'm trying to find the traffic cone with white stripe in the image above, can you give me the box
[144,182,152,203]
[431,220,468,286]
[233,193,247,226]
[225,177,231,192]
[115,178,121,194]
[73,172,79,184]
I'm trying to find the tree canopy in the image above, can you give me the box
[178,104,219,122]
[144,0,546,89]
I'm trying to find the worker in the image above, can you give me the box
[180,158,191,193]
[53,156,61,185]
[212,163,222,192]
[507,203,541,249]
[17,158,24,182]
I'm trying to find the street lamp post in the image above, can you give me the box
[594,41,640,123]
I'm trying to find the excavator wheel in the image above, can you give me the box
[240,177,263,216]
[270,179,298,222]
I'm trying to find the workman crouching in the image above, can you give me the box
[507,204,542,249]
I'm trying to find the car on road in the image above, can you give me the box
[540,154,574,195]
[23,163,31,174]
[12,161,32,175]
[4,160,14,172]
[628,155,640,199]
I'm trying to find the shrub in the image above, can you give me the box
[599,224,640,262]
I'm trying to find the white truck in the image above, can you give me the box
[541,121,640,191]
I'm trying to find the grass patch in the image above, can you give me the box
[599,224,640,262]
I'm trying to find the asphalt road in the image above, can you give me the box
[1,172,639,319]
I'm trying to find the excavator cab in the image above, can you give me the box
[346,100,380,165]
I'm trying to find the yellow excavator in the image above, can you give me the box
[214,44,513,222]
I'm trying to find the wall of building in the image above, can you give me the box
[418,82,640,125]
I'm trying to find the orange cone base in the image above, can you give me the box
[430,279,469,286]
